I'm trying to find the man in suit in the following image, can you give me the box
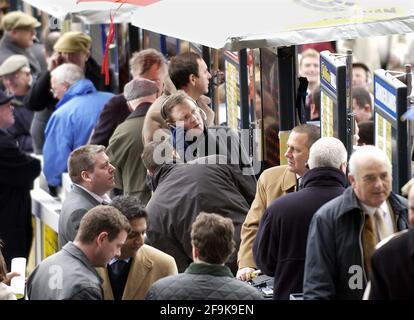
[97,195,178,300]
[237,124,320,281]
[58,144,116,248]
[28,205,130,300]
[368,183,414,299]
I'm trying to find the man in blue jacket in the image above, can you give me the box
[43,63,113,190]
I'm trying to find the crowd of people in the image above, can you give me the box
[1,6,414,301]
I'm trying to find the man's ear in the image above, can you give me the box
[189,74,197,86]
[348,173,356,187]
[96,231,108,247]
[81,170,92,183]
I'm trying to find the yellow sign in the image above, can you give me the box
[279,130,291,166]
[43,224,58,260]
[225,60,239,131]
[321,91,334,137]
[375,113,392,162]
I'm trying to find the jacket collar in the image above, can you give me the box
[56,79,96,109]
[302,167,347,188]
[126,102,152,120]
[71,184,101,205]
[62,242,103,284]
[338,186,407,219]
[281,166,297,191]
[185,262,233,277]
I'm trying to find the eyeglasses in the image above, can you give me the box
[2,73,19,83]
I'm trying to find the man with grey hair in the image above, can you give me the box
[58,145,116,248]
[43,63,113,190]
[253,137,347,299]
[106,78,160,203]
[303,145,409,300]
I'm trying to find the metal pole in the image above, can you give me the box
[239,49,250,130]
[345,49,354,156]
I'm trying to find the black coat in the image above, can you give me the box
[369,229,414,300]
[253,167,347,300]
[89,94,130,147]
[145,157,256,274]
[0,130,41,269]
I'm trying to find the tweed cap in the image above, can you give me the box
[123,78,159,101]
[2,11,40,31]
[0,54,29,76]
[53,32,92,54]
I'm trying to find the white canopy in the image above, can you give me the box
[22,0,138,24]
[130,0,414,50]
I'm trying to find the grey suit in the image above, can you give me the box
[27,242,103,300]
[58,184,100,249]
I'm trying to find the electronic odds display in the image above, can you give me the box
[319,51,347,147]
[374,69,409,192]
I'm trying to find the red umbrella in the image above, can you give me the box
[77,0,161,84]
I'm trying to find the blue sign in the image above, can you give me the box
[374,75,398,120]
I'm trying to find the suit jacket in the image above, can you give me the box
[238,165,296,269]
[97,244,178,300]
[58,184,100,249]
[369,229,414,299]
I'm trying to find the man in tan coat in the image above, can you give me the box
[97,196,178,300]
[237,124,320,281]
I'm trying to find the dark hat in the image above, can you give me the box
[53,32,92,54]
[123,78,159,101]
[0,54,29,76]
[2,11,40,31]
[0,89,13,105]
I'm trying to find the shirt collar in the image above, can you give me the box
[360,201,388,216]
[73,183,111,204]
[108,257,131,266]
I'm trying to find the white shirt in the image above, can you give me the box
[360,201,395,236]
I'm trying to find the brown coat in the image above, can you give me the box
[97,244,178,300]
[237,165,296,269]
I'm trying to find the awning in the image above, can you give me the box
[22,0,142,24]
[130,0,414,50]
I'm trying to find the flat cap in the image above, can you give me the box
[2,11,40,31]
[124,78,159,101]
[0,54,29,76]
[53,32,92,54]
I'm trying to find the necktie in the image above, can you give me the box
[296,177,303,191]
[362,214,377,278]
[374,208,392,240]
[110,260,128,277]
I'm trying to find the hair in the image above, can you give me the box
[299,48,319,66]
[348,145,391,177]
[352,86,372,109]
[51,63,84,86]
[110,195,148,221]
[141,139,175,172]
[68,144,106,184]
[0,241,7,282]
[292,124,320,149]
[76,205,131,244]
[308,137,347,169]
[191,212,235,265]
[44,31,61,57]
[169,52,201,89]
[357,120,374,146]
[129,48,166,78]
[160,90,192,122]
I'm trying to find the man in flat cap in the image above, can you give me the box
[0,88,40,269]
[106,79,160,204]
[25,31,116,156]
[0,11,44,76]
[0,54,33,152]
